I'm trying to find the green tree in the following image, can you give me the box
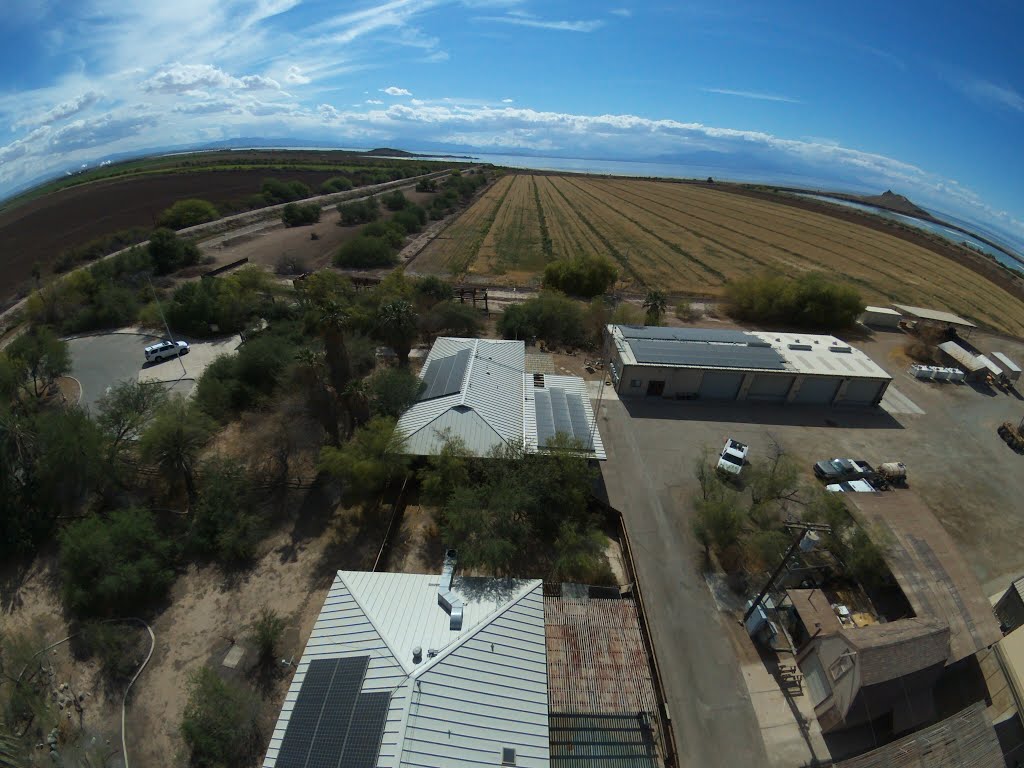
[320,176,353,194]
[60,508,176,617]
[418,433,471,508]
[6,327,70,400]
[139,396,215,504]
[552,521,615,584]
[381,190,408,210]
[96,380,168,473]
[496,291,585,347]
[158,198,219,229]
[414,275,453,307]
[309,299,352,397]
[293,348,340,446]
[281,202,321,227]
[189,458,263,565]
[610,302,644,325]
[377,300,418,366]
[642,291,667,325]
[543,254,618,297]
[725,272,864,331]
[441,484,529,577]
[318,416,409,500]
[248,606,286,666]
[420,301,481,341]
[148,228,199,275]
[368,367,424,417]
[181,667,261,768]
[334,235,397,268]
[691,495,745,556]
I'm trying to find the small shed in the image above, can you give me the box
[859,306,902,329]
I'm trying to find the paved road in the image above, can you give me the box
[598,397,769,768]
[68,333,158,411]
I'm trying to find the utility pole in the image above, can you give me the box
[743,521,832,623]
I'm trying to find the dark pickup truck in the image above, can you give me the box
[813,458,874,481]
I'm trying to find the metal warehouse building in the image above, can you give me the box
[605,325,892,406]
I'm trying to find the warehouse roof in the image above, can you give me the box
[608,325,891,380]
[396,338,605,459]
[846,493,1002,664]
[892,304,977,328]
[263,569,550,768]
[938,341,988,372]
[835,702,1002,768]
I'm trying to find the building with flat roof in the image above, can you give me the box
[892,304,977,330]
[604,325,891,406]
[859,306,902,329]
[395,337,605,459]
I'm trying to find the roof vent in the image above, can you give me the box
[788,343,813,351]
[502,747,516,766]
[533,373,545,388]
[830,345,853,354]
[412,646,422,664]
[438,549,464,631]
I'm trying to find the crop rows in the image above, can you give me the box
[417,173,1024,335]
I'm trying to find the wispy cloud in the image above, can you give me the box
[956,77,1024,113]
[13,91,102,130]
[477,15,604,32]
[610,8,632,17]
[382,85,412,96]
[701,87,801,104]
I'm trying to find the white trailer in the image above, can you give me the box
[993,352,1022,383]
[860,306,902,329]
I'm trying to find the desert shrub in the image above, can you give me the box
[415,178,437,192]
[543,254,617,298]
[158,199,219,230]
[248,607,286,665]
[337,197,380,225]
[60,508,176,617]
[181,667,262,768]
[391,205,427,235]
[497,291,586,347]
[54,227,150,273]
[382,190,409,211]
[148,228,201,275]
[165,267,272,337]
[414,275,453,306]
[194,334,292,420]
[77,622,143,688]
[610,302,644,325]
[281,202,321,227]
[189,458,264,566]
[320,176,353,194]
[421,301,481,340]
[261,178,310,204]
[318,416,409,500]
[334,235,397,269]
[675,301,703,322]
[368,367,425,417]
[726,273,864,330]
[362,221,408,249]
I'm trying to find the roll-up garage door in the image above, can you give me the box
[670,370,703,397]
[793,377,840,405]
[746,374,795,401]
[842,379,884,405]
[698,371,744,400]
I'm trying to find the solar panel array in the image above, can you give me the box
[535,388,594,451]
[275,656,390,768]
[618,326,759,345]
[419,348,471,401]
[627,339,787,370]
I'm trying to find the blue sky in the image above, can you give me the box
[1,0,1022,249]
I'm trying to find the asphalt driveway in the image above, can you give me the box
[68,332,160,411]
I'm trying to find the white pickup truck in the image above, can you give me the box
[717,438,749,476]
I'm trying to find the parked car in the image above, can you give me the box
[717,438,749,476]
[144,339,190,363]
[825,479,877,493]
[813,458,874,481]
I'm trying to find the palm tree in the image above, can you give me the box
[643,291,667,326]
[310,299,352,395]
[294,348,341,445]
[139,397,214,506]
[377,300,419,367]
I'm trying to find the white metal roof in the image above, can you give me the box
[938,341,987,372]
[264,571,549,768]
[891,304,977,328]
[396,337,605,459]
[862,306,902,316]
[609,325,891,381]
[993,352,1022,374]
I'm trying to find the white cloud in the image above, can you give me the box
[610,8,632,17]
[702,88,801,104]
[956,77,1024,113]
[143,63,280,94]
[366,99,384,104]
[382,86,412,96]
[502,98,514,103]
[13,91,102,130]
[423,50,450,62]
[284,65,311,85]
[477,15,604,32]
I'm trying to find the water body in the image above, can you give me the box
[793,193,1023,273]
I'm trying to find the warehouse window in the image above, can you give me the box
[630,379,641,388]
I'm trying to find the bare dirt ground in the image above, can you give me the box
[201,187,437,273]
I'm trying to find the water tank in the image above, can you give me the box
[910,364,932,380]
[932,368,950,381]
[799,530,821,552]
